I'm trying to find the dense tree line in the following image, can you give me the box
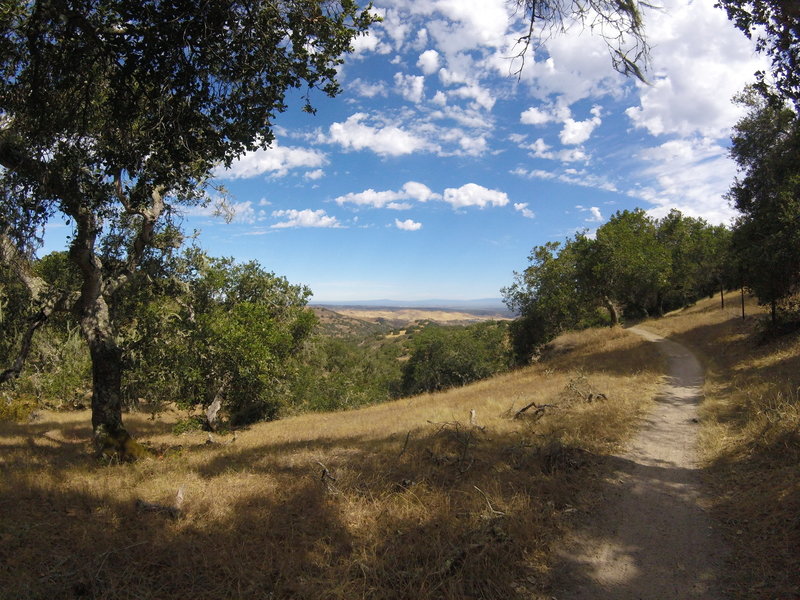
[728,87,800,324]
[1,247,512,425]
[503,210,734,362]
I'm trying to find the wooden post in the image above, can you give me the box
[741,287,746,320]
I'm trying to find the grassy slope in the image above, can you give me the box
[639,295,800,599]
[0,327,662,600]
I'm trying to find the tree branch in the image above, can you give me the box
[105,184,166,296]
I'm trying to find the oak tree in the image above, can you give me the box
[0,0,374,456]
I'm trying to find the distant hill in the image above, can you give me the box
[311,298,513,315]
[310,306,395,338]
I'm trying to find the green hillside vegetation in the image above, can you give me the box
[1,254,513,428]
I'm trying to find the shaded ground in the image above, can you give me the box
[551,327,728,599]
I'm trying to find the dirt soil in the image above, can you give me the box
[550,326,728,599]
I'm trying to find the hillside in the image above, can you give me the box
[0,324,663,599]
[1,294,797,599]
[313,304,513,332]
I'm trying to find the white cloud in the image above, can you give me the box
[458,135,488,155]
[350,78,388,98]
[632,137,739,224]
[334,189,409,209]
[402,181,439,202]
[417,49,441,75]
[327,113,430,156]
[304,169,325,180]
[559,109,602,145]
[335,181,441,209]
[625,0,767,138]
[442,183,509,209]
[576,205,603,222]
[271,209,341,229]
[394,72,425,103]
[395,218,423,231]
[451,83,496,111]
[514,202,535,219]
[520,137,588,163]
[520,106,556,126]
[215,142,327,179]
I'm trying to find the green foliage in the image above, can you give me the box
[292,336,404,412]
[401,322,511,395]
[503,240,597,362]
[505,208,735,357]
[172,415,206,435]
[728,88,800,322]
[0,0,376,438]
[716,0,800,106]
[120,250,317,425]
[2,324,91,408]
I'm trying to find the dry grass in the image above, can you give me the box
[639,294,800,599]
[0,326,662,600]
[332,307,511,325]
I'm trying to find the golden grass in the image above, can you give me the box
[638,294,800,599]
[332,307,511,324]
[0,326,662,600]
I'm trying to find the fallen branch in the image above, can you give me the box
[474,485,505,516]
[398,430,412,458]
[316,460,340,493]
[514,401,560,419]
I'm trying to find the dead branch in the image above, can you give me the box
[398,430,412,458]
[474,485,506,517]
[514,401,560,419]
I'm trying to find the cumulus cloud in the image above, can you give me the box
[417,49,440,75]
[395,218,423,231]
[625,0,766,138]
[559,110,601,145]
[514,202,535,218]
[576,205,603,222]
[350,78,388,98]
[394,72,425,103]
[442,183,509,209]
[271,209,341,229]
[215,142,327,179]
[335,181,440,209]
[402,181,439,202]
[522,138,587,163]
[327,113,430,156]
[451,83,496,111]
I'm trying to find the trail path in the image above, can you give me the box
[551,327,728,599]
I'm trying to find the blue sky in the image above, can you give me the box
[66,0,771,302]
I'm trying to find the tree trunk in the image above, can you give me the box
[69,203,148,461]
[603,296,620,326]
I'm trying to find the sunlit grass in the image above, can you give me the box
[0,325,662,599]
[639,293,800,599]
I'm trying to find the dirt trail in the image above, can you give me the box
[551,327,728,599]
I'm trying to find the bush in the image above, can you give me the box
[401,322,511,395]
[0,393,38,422]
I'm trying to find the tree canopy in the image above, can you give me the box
[728,87,800,321]
[716,0,800,105]
[0,0,375,456]
[504,209,733,361]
